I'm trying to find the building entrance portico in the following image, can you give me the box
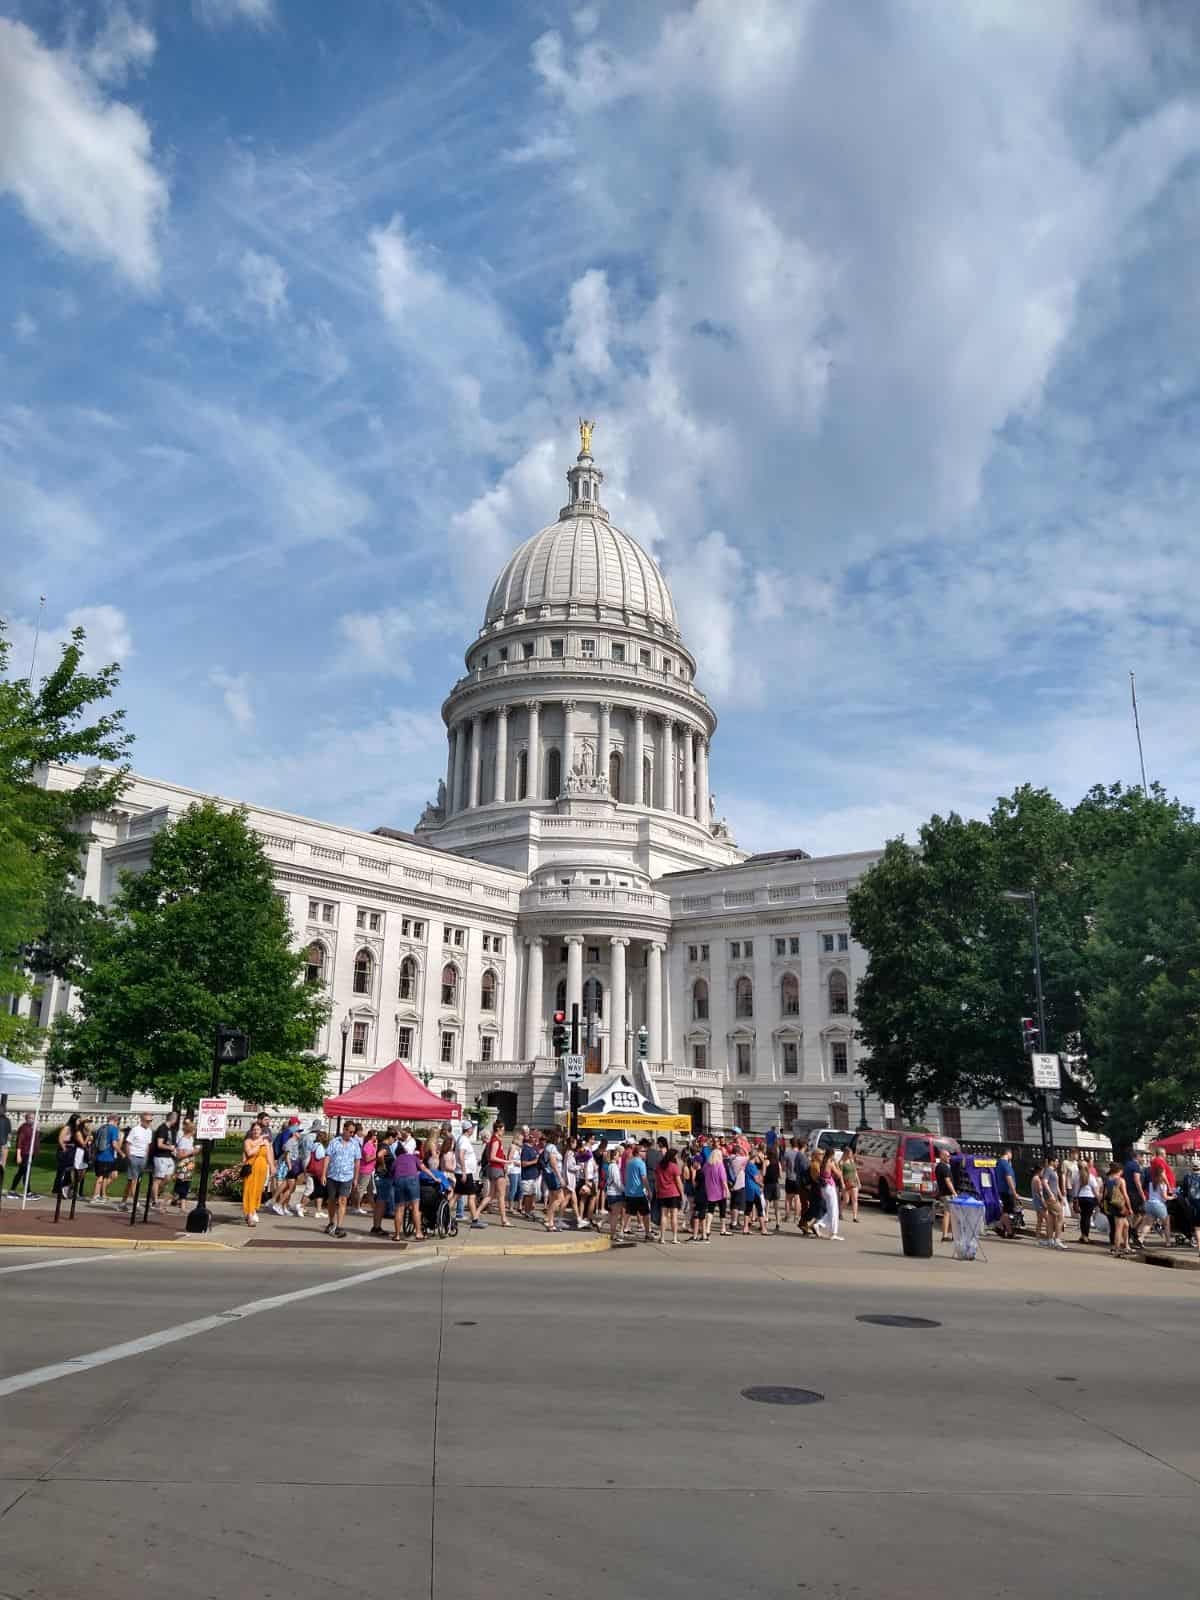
[520,925,669,1077]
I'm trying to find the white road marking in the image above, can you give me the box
[0,1254,440,1399]
[0,1252,131,1276]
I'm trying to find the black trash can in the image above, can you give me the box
[898,1202,934,1258]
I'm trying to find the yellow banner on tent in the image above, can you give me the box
[578,1112,692,1133]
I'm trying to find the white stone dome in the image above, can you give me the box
[482,438,678,634]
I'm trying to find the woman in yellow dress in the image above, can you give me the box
[241,1120,272,1227]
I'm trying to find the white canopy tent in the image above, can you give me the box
[0,1058,45,1209]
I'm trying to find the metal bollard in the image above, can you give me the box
[129,1173,141,1227]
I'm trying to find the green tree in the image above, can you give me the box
[49,802,330,1109]
[1085,821,1200,1149]
[0,620,130,1057]
[848,781,1192,1131]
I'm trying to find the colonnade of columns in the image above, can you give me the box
[522,934,666,1068]
[444,700,709,821]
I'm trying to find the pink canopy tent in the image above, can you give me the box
[322,1059,460,1121]
[1153,1127,1200,1155]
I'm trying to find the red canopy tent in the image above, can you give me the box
[1153,1127,1200,1155]
[322,1059,460,1121]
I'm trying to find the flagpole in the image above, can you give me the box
[1130,671,1148,796]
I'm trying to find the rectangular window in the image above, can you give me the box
[587,946,600,963]
[309,900,335,924]
[482,934,490,951]
[454,929,464,947]
[357,909,365,928]
[701,943,709,961]
[781,1101,797,1131]
[356,909,381,932]
[498,646,508,661]
[323,904,335,923]
[581,638,596,657]
[940,1105,963,1141]
[559,945,569,964]
[736,1041,752,1076]
[351,1021,369,1057]
[838,932,849,952]
[480,1035,495,1062]
[639,648,651,666]
[480,655,488,669]
[550,638,565,659]
[688,945,698,962]
[523,641,535,659]
[693,1043,707,1072]
[443,925,452,945]
[440,1030,455,1064]
[782,1041,799,1075]
[744,940,754,957]
[830,1101,851,1130]
[831,1040,848,1075]
[611,642,625,663]
[662,656,672,673]
[822,933,835,953]
[413,921,424,940]
[789,937,800,955]
[397,1026,413,1059]
[402,918,411,937]
[1001,1105,1025,1145]
[734,1099,752,1129]
[308,899,319,920]
[492,935,502,954]
[729,941,740,958]
[775,938,786,957]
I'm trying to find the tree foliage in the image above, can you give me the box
[848,781,1194,1136]
[49,802,330,1109]
[0,620,130,1057]
[1085,822,1200,1148]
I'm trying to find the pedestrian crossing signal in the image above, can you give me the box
[215,1025,250,1063]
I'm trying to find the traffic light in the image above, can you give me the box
[551,1010,569,1056]
[1020,1016,1040,1053]
[637,1025,648,1060]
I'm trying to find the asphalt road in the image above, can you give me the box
[1,1215,1198,1599]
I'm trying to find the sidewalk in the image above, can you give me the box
[0,1192,610,1257]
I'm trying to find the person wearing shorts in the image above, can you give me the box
[689,1151,710,1241]
[605,1148,625,1242]
[171,1120,196,1207]
[622,1142,653,1241]
[541,1136,565,1232]
[118,1113,154,1209]
[90,1112,122,1203]
[391,1139,423,1241]
[520,1134,542,1216]
[322,1124,362,1238]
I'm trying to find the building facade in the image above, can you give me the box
[15,431,1084,1146]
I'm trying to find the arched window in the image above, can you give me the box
[642,755,652,805]
[398,956,417,1002]
[304,943,326,986]
[609,750,622,798]
[583,976,603,1019]
[692,978,709,1021]
[480,969,497,1012]
[517,748,528,800]
[441,963,459,1007]
[353,948,373,996]
[735,975,754,1019]
[555,977,567,1012]
[545,747,562,799]
[828,970,849,1015]
[781,972,800,1016]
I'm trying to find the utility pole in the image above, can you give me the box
[1028,889,1052,1155]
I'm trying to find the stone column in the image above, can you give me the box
[450,719,466,814]
[445,725,457,812]
[493,706,509,803]
[598,702,612,793]
[524,937,544,1059]
[630,707,645,804]
[609,936,628,1068]
[658,717,675,811]
[562,700,576,787]
[526,700,541,800]
[467,712,482,809]
[697,735,710,828]
[566,936,584,1031]
[646,940,665,1062]
[682,724,695,819]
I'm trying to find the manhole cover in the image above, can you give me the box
[1055,1375,1077,1382]
[856,1314,942,1329]
[455,1320,477,1326]
[740,1386,824,1406]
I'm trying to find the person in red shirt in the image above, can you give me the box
[653,1146,684,1243]
[1149,1146,1176,1194]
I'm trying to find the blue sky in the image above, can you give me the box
[3,0,1199,856]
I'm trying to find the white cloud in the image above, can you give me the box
[209,669,255,732]
[0,18,168,290]
[193,0,274,27]
[238,249,288,321]
[564,269,613,378]
[66,603,134,666]
[4,603,133,686]
[85,6,156,85]
[337,610,416,679]
[2,473,106,554]
[13,312,37,341]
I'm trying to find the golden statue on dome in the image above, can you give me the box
[578,417,595,455]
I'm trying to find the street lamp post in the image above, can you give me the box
[1003,889,1052,1154]
[856,1088,869,1131]
[336,1013,351,1132]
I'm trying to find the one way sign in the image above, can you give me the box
[215,1025,250,1063]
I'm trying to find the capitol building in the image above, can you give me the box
[29,430,1055,1148]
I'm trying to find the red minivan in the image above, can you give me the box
[853,1128,961,1210]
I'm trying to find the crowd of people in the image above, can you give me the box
[229,1119,864,1244]
[1023,1146,1200,1257]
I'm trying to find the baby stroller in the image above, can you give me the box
[403,1175,458,1239]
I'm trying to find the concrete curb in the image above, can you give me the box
[0,1233,233,1253]
[1142,1248,1200,1271]
[434,1234,611,1258]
